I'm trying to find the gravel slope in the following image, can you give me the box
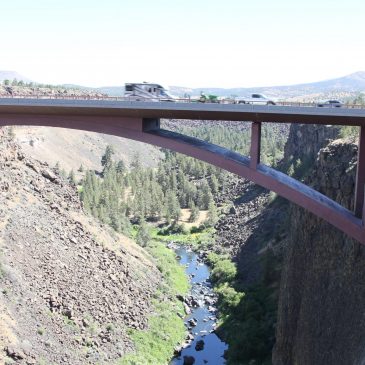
[0,128,160,365]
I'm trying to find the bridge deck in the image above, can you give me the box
[1,99,365,126]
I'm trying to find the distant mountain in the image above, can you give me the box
[96,86,125,96]
[0,70,33,83]
[1,70,365,98]
[61,83,95,90]
[168,71,365,98]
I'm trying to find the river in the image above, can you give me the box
[169,244,228,365]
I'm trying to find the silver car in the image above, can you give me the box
[235,93,276,105]
[317,100,342,108]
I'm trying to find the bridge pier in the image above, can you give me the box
[355,126,365,221]
[250,121,262,169]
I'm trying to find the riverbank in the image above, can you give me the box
[119,240,189,365]
[119,225,230,365]
[154,227,277,365]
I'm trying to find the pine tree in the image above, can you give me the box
[101,145,115,175]
[206,200,218,227]
[132,190,146,222]
[68,169,76,185]
[165,190,181,223]
[116,159,126,175]
[209,175,219,195]
[110,212,121,232]
[189,202,200,223]
[8,127,15,141]
[131,152,141,170]
[287,163,295,177]
[169,170,178,192]
[150,181,164,220]
[201,180,213,210]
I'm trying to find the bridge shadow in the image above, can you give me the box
[234,184,267,205]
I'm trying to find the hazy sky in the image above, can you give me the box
[1,0,364,88]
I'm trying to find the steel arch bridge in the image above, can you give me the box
[0,98,364,244]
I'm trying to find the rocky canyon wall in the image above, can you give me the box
[273,136,365,365]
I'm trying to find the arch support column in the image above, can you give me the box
[250,121,261,169]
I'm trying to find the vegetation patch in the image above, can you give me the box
[120,300,186,365]
[206,252,277,365]
[340,125,360,140]
[218,284,277,365]
[152,225,216,252]
[119,240,188,364]
[146,241,189,295]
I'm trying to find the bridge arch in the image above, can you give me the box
[0,99,364,244]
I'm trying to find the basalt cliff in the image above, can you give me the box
[273,134,365,365]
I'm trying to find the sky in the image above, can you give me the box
[0,0,364,88]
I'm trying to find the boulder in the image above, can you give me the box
[195,339,205,351]
[183,355,195,365]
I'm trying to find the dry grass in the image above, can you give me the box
[177,208,208,228]
[14,126,162,174]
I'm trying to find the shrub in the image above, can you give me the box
[215,283,245,312]
[136,220,151,247]
[190,225,203,234]
[211,259,237,285]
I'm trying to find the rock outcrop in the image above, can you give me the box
[273,137,365,365]
[283,123,341,165]
[212,123,342,285]
[0,128,161,364]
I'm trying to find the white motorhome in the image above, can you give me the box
[124,82,176,101]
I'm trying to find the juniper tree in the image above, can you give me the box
[136,218,151,247]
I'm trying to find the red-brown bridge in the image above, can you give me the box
[0,98,364,244]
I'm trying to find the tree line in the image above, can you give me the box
[80,146,220,234]
[1,78,74,89]
[168,122,288,167]
[78,122,288,236]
